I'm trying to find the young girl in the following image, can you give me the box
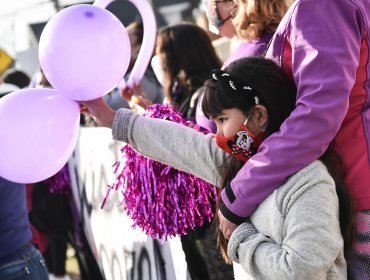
[81,57,353,279]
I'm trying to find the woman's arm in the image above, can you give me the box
[113,108,228,186]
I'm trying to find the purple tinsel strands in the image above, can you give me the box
[108,104,218,240]
[43,164,71,195]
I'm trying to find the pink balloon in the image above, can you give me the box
[0,88,80,183]
[39,4,131,101]
[94,0,157,87]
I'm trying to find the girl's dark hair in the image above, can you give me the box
[156,23,222,110]
[201,56,355,263]
[202,57,296,138]
[320,146,356,255]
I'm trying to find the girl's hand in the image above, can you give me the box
[80,98,116,128]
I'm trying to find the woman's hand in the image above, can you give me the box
[120,83,145,101]
[80,98,116,128]
[218,209,238,240]
[130,95,153,112]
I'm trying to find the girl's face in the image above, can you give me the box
[213,108,247,137]
[213,107,263,137]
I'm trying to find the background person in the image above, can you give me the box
[0,177,49,279]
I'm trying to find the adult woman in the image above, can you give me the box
[219,2,370,279]
[205,0,289,66]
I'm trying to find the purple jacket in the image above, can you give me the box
[221,0,370,223]
[223,32,272,68]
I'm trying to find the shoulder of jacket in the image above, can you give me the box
[275,161,335,213]
[288,160,334,190]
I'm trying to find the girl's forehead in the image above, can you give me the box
[221,108,245,116]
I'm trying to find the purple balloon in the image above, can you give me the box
[39,4,131,101]
[94,0,157,87]
[0,88,80,183]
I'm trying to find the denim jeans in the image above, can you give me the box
[0,245,49,280]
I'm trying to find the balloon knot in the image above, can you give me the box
[85,11,94,18]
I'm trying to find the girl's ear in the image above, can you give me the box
[254,104,268,130]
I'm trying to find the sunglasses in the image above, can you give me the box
[210,0,237,29]
[213,0,234,4]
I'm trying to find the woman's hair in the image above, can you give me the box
[233,0,289,40]
[201,56,355,263]
[156,23,222,110]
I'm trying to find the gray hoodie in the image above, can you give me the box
[112,109,347,279]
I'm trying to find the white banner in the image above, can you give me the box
[68,127,188,280]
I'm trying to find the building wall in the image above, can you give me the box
[0,0,57,55]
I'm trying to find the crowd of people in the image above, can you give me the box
[1,0,370,279]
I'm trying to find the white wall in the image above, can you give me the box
[0,0,94,76]
[0,0,56,56]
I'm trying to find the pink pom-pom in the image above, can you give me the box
[106,104,217,239]
[43,164,71,195]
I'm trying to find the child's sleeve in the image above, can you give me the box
[112,108,228,186]
[220,0,363,223]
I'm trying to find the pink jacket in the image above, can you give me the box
[221,0,370,223]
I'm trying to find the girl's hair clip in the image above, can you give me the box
[210,69,261,104]
[229,80,237,90]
